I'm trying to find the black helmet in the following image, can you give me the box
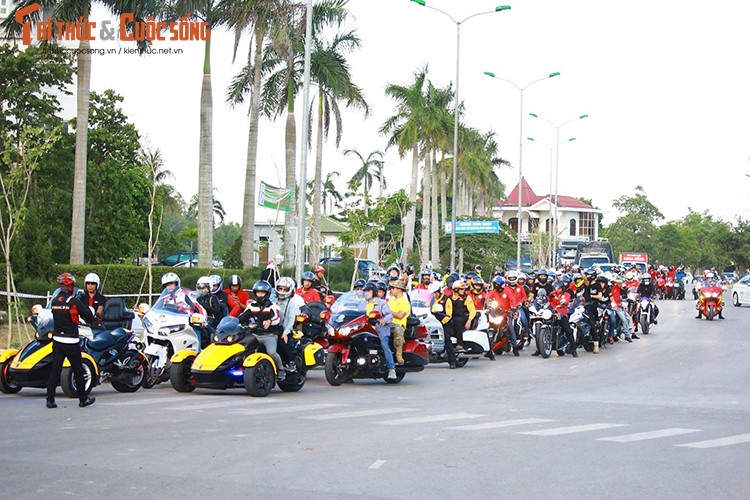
[362,282,377,294]
[465,271,479,281]
[583,268,596,278]
[595,275,609,283]
[472,277,485,290]
[301,271,315,282]
[353,279,366,290]
[252,280,272,299]
[376,281,388,293]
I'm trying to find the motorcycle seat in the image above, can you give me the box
[100,298,135,330]
[87,331,117,351]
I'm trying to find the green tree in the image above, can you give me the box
[344,148,383,215]
[602,186,664,258]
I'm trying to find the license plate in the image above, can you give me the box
[369,350,378,355]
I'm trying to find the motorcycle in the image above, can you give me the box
[409,290,470,367]
[529,296,567,358]
[323,291,429,385]
[697,285,725,320]
[569,302,596,353]
[636,295,656,334]
[486,300,512,355]
[665,277,676,300]
[170,315,319,396]
[295,300,331,353]
[139,287,208,388]
[0,295,134,395]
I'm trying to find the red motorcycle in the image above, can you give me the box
[697,285,725,320]
[322,292,429,385]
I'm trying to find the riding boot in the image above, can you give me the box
[512,344,519,357]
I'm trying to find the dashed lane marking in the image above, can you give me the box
[520,423,627,436]
[677,433,750,449]
[444,418,557,431]
[598,428,702,443]
[378,413,486,425]
[300,408,419,420]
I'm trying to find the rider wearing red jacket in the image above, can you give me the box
[548,281,577,357]
[469,277,487,312]
[224,274,250,317]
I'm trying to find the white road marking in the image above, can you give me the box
[301,408,419,420]
[677,433,750,449]
[520,423,627,436]
[599,428,702,443]
[368,460,387,470]
[378,413,486,425]
[444,418,556,431]
[230,403,346,416]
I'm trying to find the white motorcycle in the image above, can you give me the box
[139,287,207,388]
[459,310,492,359]
[409,290,472,368]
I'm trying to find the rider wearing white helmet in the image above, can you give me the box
[275,276,300,372]
[79,272,106,319]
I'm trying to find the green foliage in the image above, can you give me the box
[438,223,516,273]
[223,235,244,269]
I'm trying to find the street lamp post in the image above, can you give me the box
[527,136,576,266]
[411,0,511,272]
[484,71,559,270]
[529,113,588,266]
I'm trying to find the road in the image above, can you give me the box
[1,297,749,499]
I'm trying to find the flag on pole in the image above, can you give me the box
[259,181,292,212]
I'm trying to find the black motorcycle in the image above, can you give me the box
[529,297,567,358]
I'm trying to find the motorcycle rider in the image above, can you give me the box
[195,276,226,330]
[638,273,660,323]
[549,280,577,357]
[469,276,487,312]
[432,287,458,368]
[275,277,301,372]
[78,272,107,319]
[387,279,411,365]
[312,265,329,296]
[238,280,286,381]
[208,275,229,311]
[160,272,192,313]
[45,273,97,409]
[493,276,520,356]
[225,275,250,317]
[376,280,388,300]
[532,269,553,297]
[596,274,617,344]
[504,271,529,349]
[297,271,323,304]
[415,268,432,291]
[450,279,477,352]
[580,268,604,341]
[610,274,634,342]
[363,282,397,380]
[474,264,483,280]
[353,279,366,292]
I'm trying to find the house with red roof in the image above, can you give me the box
[493,177,602,241]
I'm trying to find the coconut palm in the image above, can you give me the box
[2,0,157,264]
[380,66,428,266]
[321,171,344,214]
[343,148,383,216]
[308,23,369,266]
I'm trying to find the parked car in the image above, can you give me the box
[319,257,383,278]
[730,275,750,306]
[155,252,223,268]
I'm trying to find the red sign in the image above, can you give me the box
[619,252,648,264]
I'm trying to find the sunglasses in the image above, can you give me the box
[277,287,290,292]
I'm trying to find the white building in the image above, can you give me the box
[492,177,601,241]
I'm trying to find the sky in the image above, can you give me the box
[50,0,750,227]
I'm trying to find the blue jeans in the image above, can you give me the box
[614,309,632,337]
[379,335,395,370]
[605,308,616,340]
[508,313,519,347]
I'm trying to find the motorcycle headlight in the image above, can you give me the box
[339,327,351,337]
[490,315,503,325]
[490,300,499,309]
[143,317,152,331]
[541,309,553,320]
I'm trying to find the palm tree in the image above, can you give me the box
[343,148,383,216]
[380,66,428,266]
[321,171,343,214]
[308,22,369,266]
[2,0,155,264]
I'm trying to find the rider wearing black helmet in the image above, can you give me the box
[238,280,286,381]
[353,279,366,292]
[297,271,323,304]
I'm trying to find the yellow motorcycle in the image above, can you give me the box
[170,315,322,397]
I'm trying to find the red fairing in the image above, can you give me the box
[403,339,429,362]
[327,344,350,363]
[415,324,428,339]
[699,286,724,314]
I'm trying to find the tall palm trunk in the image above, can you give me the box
[420,149,431,267]
[197,38,214,269]
[310,93,324,266]
[402,144,419,265]
[69,37,91,264]
[283,78,296,267]
[430,149,439,266]
[241,27,264,268]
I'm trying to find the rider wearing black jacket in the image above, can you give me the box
[46,273,97,409]
[637,274,659,323]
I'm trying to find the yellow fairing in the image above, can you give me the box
[9,345,48,370]
[171,350,198,363]
[1,349,20,364]
[63,352,99,375]
[242,352,277,373]
[191,343,245,372]
[304,342,323,367]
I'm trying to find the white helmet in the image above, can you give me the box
[161,272,180,288]
[84,273,100,288]
[275,277,295,299]
[196,276,211,290]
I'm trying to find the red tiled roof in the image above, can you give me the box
[496,178,594,209]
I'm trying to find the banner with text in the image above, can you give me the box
[259,181,292,212]
[444,220,500,234]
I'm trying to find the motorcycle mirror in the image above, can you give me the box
[367,310,382,320]
[320,311,331,321]
[189,313,206,327]
[30,304,42,315]
[296,314,309,323]
[138,303,150,316]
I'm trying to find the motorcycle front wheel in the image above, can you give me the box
[110,356,146,393]
[707,305,715,321]
[537,325,553,358]
[0,360,21,394]
[61,359,95,398]
[169,358,195,393]
[640,315,650,335]
[245,359,276,397]
[324,352,349,386]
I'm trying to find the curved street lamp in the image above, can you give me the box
[529,112,588,264]
[411,0,511,272]
[484,71,560,270]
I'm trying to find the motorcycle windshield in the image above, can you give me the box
[329,291,367,329]
[152,287,198,315]
[408,289,433,309]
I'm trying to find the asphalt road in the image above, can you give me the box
[2,297,749,499]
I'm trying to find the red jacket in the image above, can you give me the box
[469,290,487,311]
[549,290,572,316]
[503,284,527,309]
[297,287,322,304]
[225,288,250,317]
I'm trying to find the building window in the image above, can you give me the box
[529,218,539,233]
[545,218,555,234]
[508,217,518,232]
[569,218,577,236]
[579,212,594,238]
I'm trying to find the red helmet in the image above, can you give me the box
[314,265,325,274]
[57,272,75,288]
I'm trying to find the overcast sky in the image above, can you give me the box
[60,0,750,226]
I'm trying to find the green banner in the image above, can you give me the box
[259,181,292,212]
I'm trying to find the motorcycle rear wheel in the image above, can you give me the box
[169,358,195,393]
[0,360,21,394]
[640,316,650,335]
[110,357,146,393]
[324,352,349,386]
[277,359,307,392]
[455,357,469,368]
[61,359,95,398]
[245,359,276,397]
